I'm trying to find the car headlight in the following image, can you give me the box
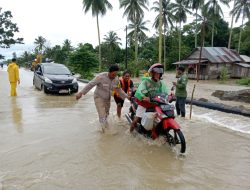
[72,78,77,83]
[44,77,52,84]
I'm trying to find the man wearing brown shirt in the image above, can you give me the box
[76,64,129,132]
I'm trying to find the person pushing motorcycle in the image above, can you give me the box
[130,63,168,132]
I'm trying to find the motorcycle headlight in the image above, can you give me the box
[44,77,52,84]
[72,78,77,83]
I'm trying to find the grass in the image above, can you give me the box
[236,77,250,86]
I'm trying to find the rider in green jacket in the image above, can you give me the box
[130,63,168,132]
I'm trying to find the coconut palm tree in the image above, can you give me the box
[172,0,192,61]
[228,0,237,49]
[62,39,73,52]
[127,17,150,44]
[152,0,175,69]
[104,31,122,47]
[195,6,213,47]
[34,36,47,63]
[120,0,148,22]
[194,5,210,81]
[82,0,113,71]
[119,0,149,67]
[205,0,229,47]
[103,31,122,64]
[231,0,250,53]
[186,0,204,48]
[34,36,46,53]
[158,0,163,64]
[61,39,74,64]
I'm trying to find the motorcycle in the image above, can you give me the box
[125,93,186,153]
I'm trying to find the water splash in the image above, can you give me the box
[192,107,250,134]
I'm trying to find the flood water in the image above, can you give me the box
[0,67,250,190]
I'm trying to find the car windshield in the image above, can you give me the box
[44,65,71,75]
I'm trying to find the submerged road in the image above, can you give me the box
[0,67,250,190]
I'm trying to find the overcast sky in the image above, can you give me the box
[1,0,235,60]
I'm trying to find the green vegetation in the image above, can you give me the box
[67,44,98,80]
[219,67,229,82]
[237,77,250,86]
[0,9,23,55]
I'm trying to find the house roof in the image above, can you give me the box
[235,63,250,68]
[240,55,250,63]
[172,59,207,65]
[200,47,242,63]
[172,47,243,65]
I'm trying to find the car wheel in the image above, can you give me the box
[41,85,49,94]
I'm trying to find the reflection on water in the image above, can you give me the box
[11,98,23,133]
[35,94,78,109]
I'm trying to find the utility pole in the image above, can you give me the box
[125,25,128,69]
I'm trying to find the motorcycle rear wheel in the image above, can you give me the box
[166,129,186,153]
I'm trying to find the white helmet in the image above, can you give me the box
[148,63,164,75]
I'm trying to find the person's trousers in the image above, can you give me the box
[10,82,17,96]
[175,96,186,117]
[94,97,111,124]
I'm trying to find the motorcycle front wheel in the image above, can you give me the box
[166,129,186,153]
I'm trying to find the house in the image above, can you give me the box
[240,55,250,63]
[172,47,250,79]
[231,55,250,78]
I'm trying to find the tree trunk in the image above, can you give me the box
[211,22,214,47]
[164,26,167,70]
[195,8,198,48]
[178,22,181,62]
[158,0,163,64]
[238,16,244,53]
[135,28,138,68]
[97,15,102,71]
[228,0,236,49]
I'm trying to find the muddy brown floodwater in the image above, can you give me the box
[0,67,250,190]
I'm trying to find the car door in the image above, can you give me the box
[34,65,43,89]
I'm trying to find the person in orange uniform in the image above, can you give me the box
[114,70,134,118]
[7,58,20,96]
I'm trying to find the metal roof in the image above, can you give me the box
[172,59,207,65]
[235,63,250,68]
[240,55,250,63]
[201,47,242,63]
[172,47,245,65]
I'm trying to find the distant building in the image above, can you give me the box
[240,55,250,63]
[172,47,250,79]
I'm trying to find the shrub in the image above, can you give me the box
[236,77,250,86]
[220,67,229,82]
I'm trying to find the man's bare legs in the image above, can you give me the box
[116,104,122,118]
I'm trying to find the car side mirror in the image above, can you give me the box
[72,72,75,75]
[36,71,42,75]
